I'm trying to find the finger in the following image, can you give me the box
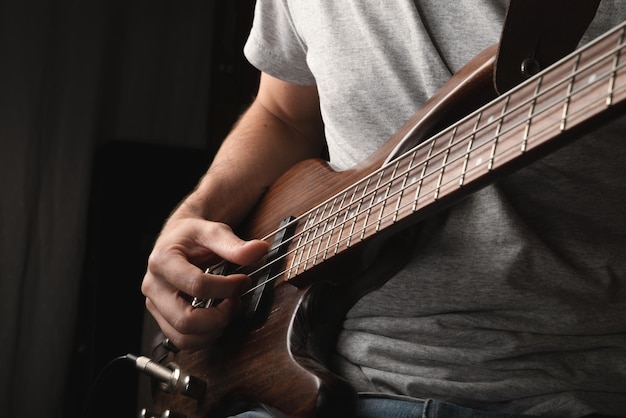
[142,267,244,329]
[147,248,252,301]
[193,222,269,266]
[143,265,241,334]
[145,295,240,350]
[149,222,268,299]
[146,299,220,349]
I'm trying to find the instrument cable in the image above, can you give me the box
[79,354,135,418]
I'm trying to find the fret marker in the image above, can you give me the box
[588,73,597,85]
[475,157,483,166]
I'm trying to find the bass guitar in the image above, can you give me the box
[148,20,626,418]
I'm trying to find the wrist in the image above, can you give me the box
[169,194,212,222]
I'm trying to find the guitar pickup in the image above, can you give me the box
[191,262,230,309]
[191,217,297,322]
[246,216,296,320]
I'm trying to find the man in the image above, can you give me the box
[142,1,626,416]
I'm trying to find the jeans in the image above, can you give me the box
[227,394,537,418]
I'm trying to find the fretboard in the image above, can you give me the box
[259,21,626,286]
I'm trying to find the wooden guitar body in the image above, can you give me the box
[152,20,626,417]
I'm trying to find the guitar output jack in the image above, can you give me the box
[130,354,207,400]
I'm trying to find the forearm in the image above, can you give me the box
[172,79,324,227]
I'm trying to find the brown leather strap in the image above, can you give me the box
[494,0,601,94]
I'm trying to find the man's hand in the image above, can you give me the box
[142,73,322,350]
[141,217,269,349]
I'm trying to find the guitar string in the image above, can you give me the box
[203,26,625,298]
[253,27,626,256]
[244,87,626,296]
[234,41,623,278]
[235,32,626,295]
[238,84,626,297]
[258,70,608,266]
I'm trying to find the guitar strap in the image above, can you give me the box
[494,0,601,94]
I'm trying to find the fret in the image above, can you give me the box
[459,112,482,186]
[434,126,459,200]
[411,138,435,211]
[561,53,582,131]
[375,160,400,232]
[346,176,372,247]
[308,202,331,267]
[607,27,625,106]
[308,197,342,266]
[321,195,342,260]
[309,206,324,265]
[558,26,626,132]
[522,76,543,153]
[488,95,510,171]
[300,199,334,270]
[301,207,322,272]
[360,171,385,241]
[334,187,357,254]
[394,150,418,222]
[288,220,306,278]
[295,208,319,274]
[288,205,324,277]
[511,56,574,157]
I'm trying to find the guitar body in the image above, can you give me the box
[152,46,499,418]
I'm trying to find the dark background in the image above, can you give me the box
[0,1,258,417]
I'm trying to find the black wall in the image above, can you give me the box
[63,2,258,417]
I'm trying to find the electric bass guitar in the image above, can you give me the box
[149,20,626,418]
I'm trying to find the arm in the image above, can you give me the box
[142,73,324,349]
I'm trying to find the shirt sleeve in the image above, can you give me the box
[243,0,317,86]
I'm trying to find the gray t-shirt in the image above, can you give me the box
[244,1,626,416]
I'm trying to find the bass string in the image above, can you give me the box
[241,32,626,293]
[263,28,626,259]
[237,26,626,296]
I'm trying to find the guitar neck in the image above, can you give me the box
[248,22,626,289]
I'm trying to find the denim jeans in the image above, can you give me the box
[227,394,537,418]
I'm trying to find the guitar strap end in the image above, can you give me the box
[494,0,601,94]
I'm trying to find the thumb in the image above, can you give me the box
[199,222,270,266]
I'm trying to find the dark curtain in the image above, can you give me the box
[0,1,257,417]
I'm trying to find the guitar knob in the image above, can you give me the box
[181,374,207,400]
[161,411,187,418]
[162,337,180,353]
[137,408,187,418]
[138,408,158,418]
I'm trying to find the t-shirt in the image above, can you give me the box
[244,1,626,415]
